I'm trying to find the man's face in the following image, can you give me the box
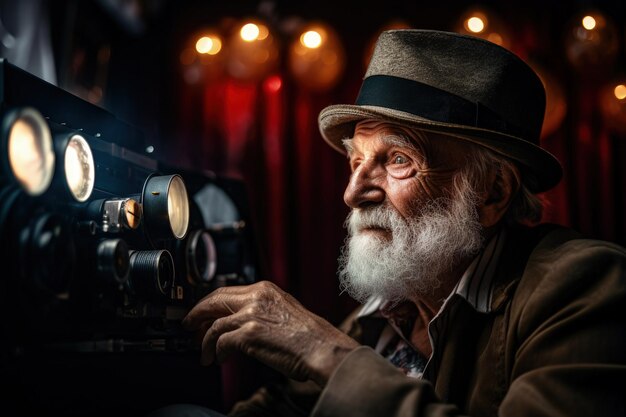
[338,120,484,303]
[343,120,470,221]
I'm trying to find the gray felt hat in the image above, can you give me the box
[318,29,563,193]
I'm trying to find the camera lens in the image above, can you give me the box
[97,239,130,285]
[128,250,174,299]
[187,230,217,284]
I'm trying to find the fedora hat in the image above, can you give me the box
[318,29,562,193]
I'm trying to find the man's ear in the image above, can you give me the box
[477,164,521,228]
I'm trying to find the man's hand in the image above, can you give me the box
[182,281,360,387]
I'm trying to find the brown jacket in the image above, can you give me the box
[230,226,626,417]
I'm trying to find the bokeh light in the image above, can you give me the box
[565,10,619,73]
[193,33,223,56]
[467,16,485,33]
[600,79,626,134]
[240,23,260,41]
[263,75,283,94]
[582,15,597,30]
[289,23,346,92]
[455,7,511,49]
[228,20,278,82]
[181,28,226,84]
[301,31,322,49]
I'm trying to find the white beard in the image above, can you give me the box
[337,178,484,304]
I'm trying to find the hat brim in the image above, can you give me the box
[319,104,563,193]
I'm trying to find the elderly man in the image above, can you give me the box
[183,30,626,416]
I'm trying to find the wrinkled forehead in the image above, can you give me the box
[347,119,477,163]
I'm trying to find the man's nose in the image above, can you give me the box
[343,161,385,209]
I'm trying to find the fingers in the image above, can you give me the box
[183,281,279,329]
[200,311,259,366]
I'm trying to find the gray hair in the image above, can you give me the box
[460,147,543,225]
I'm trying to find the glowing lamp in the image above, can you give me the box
[1,107,55,195]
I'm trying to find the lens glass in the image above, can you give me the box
[64,134,95,202]
[7,109,55,195]
[167,175,189,239]
[157,251,174,294]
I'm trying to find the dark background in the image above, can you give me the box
[2,0,626,411]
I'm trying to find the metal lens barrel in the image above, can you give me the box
[128,249,175,299]
[97,239,130,286]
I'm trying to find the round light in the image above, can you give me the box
[196,36,213,54]
[289,24,346,92]
[614,84,626,100]
[240,23,260,42]
[456,9,510,49]
[64,134,95,202]
[467,17,485,33]
[582,15,597,30]
[195,35,222,55]
[227,20,278,81]
[168,175,190,239]
[6,108,55,195]
[206,36,222,55]
[142,174,190,242]
[301,30,322,49]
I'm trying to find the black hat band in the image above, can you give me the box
[355,75,534,142]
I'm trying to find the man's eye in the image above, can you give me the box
[393,154,408,164]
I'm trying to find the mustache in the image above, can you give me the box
[346,205,404,235]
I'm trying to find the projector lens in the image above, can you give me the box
[64,134,95,202]
[6,107,55,195]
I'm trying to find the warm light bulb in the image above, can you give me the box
[241,23,260,41]
[196,37,213,54]
[614,84,626,100]
[301,30,322,48]
[582,15,597,30]
[207,36,222,55]
[467,17,485,33]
